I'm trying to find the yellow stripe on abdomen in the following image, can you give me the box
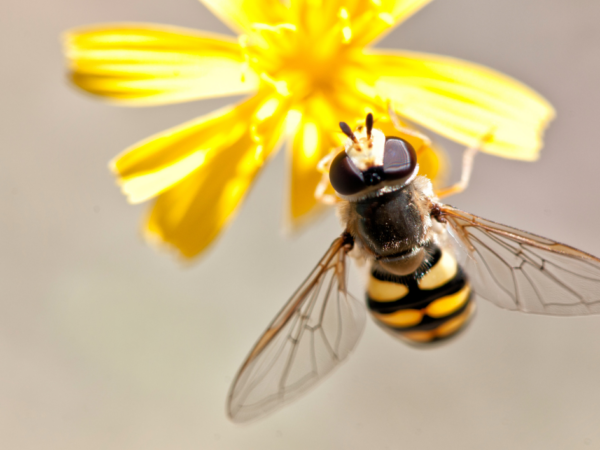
[418,250,457,290]
[367,277,409,302]
[400,302,476,343]
[367,245,475,346]
[426,285,471,318]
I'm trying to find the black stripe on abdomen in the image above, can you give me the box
[367,244,475,345]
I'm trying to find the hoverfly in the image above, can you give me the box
[227,113,600,422]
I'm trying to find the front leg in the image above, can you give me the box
[434,130,494,199]
[434,144,479,199]
[314,147,342,205]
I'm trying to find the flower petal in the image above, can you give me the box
[287,109,341,225]
[362,51,555,160]
[63,24,258,106]
[347,0,433,47]
[135,93,290,258]
[199,0,291,34]
[114,92,285,202]
[113,99,262,195]
[285,0,430,49]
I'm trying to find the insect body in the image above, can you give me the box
[227,114,600,422]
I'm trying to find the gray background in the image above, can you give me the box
[2,0,600,448]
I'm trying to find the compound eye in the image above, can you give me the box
[383,137,417,183]
[329,151,367,196]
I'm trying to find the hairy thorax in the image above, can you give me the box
[339,176,435,276]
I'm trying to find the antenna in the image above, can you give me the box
[365,113,373,139]
[339,122,358,143]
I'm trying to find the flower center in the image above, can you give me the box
[240,14,358,100]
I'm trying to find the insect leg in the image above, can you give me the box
[314,148,341,205]
[435,130,493,199]
[387,101,432,145]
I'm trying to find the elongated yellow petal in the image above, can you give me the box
[380,0,433,23]
[361,50,555,160]
[346,0,433,47]
[63,24,258,106]
[137,93,290,258]
[199,0,291,34]
[112,97,263,191]
[287,110,341,225]
[114,93,287,203]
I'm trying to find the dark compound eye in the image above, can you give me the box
[329,151,367,196]
[383,137,417,183]
[329,138,417,196]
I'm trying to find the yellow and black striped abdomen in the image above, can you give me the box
[367,245,475,345]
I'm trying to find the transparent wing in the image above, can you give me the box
[440,204,600,315]
[227,234,366,423]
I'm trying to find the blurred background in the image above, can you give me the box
[2,0,600,448]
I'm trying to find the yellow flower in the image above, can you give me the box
[63,0,554,259]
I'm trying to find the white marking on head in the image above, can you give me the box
[345,127,386,171]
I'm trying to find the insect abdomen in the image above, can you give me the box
[366,245,475,345]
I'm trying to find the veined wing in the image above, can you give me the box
[227,233,366,423]
[439,204,600,316]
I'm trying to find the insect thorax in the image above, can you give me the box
[346,182,432,276]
